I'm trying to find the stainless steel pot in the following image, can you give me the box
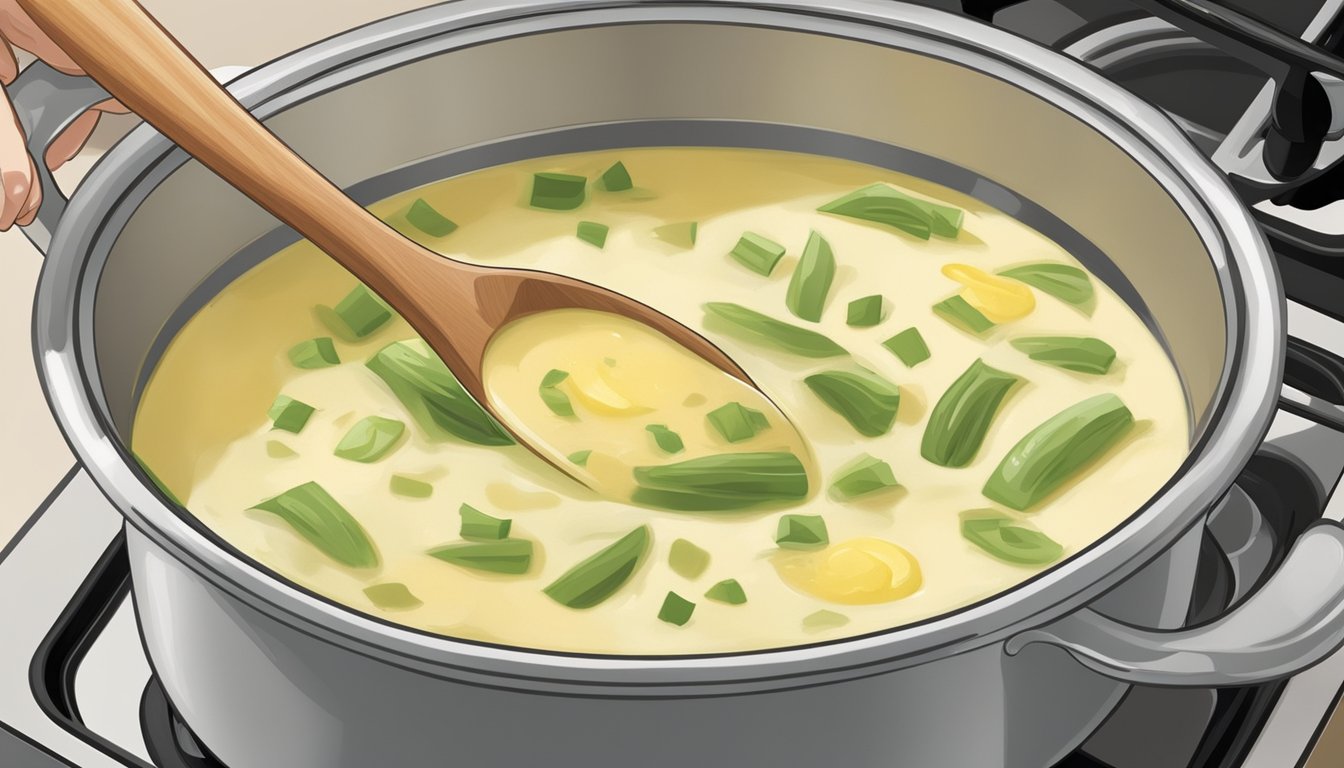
[11,2,1344,766]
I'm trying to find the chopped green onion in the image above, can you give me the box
[544,526,650,608]
[645,424,685,454]
[804,368,902,437]
[600,161,633,191]
[705,579,747,605]
[729,232,786,276]
[541,369,569,387]
[568,450,593,466]
[960,509,1063,565]
[998,263,1094,307]
[669,538,711,579]
[268,395,314,434]
[922,359,1021,468]
[703,302,847,357]
[776,514,829,550]
[390,474,433,498]
[933,295,996,335]
[459,503,511,540]
[366,340,514,445]
[785,230,836,322]
[633,452,809,512]
[538,369,575,418]
[429,539,533,574]
[818,183,964,239]
[530,172,586,210]
[266,440,296,459]
[252,481,377,568]
[654,221,697,248]
[576,221,609,248]
[883,327,931,368]
[363,582,422,610]
[330,285,393,338]
[830,454,901,500]
[847,295,885,327]
[288,337,340,369]
[334,416,405,462]
[404,198,457,237]
[983,394,1135,511]
[706,402,771,443]
[803,609,850,631]
[1010,336,1116,375]
[658,591,696,626]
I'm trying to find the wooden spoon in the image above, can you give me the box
[19,0,751,430]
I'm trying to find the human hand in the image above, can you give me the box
[0,0,127,230]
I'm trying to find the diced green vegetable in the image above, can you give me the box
[803,609,849,631]
[459,503,511,540]
[568,450,593,466]
[933,295,996,335]
[633,452,809,511]
[922,359,1021,468]
[706,401,771,443]
[404,198,457,237]
[658,591,696,626]
[818,183,964,239]
[998,263,1094,307]
[266,440,296,459]
[252,481,377,568]
[960,509,1063,565]
[331,285,393,338]
[983,394,1135,510]
[334,416,405,462]
[669,538,711,579]
[363,582,422,610]
[366,340,514,445]
[776,514,829,550]
[429,539,533,574]
[288,337,340,369]
[1011,336,1116,375]
[541,369,569,387]
[705,579,747,605]
[544,526,650,608]
[645,424,685,454]
[600,161,633,191]
[883,327,931,367]
[530,172,586,210]
[703,302,847,357]
[804,368,901,437]
[847,295,885,327]
[538,369,575,418]
[654,221,697,248]
[268,395,314,434]
[786,230,836,322]
[390,474,433,498]
[576,221,609,248]
[729,232,786,276]
[830,454,901,500]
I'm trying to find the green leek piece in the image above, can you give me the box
[703,302,847,358]
[803,609,850,631]
[933,295,996,335]
[654,221,697,248]
[601,161,633,191]
[459,503,511,540]
[577,221,609,248]
[983,394,1135,511]
[818,183,964,239]
[1011,336,1117,375]
[658,591,696,626]
[288,337,340,369]
[669,538,711,579]
[390,475,433,498]
[334,416,405,463]
[530,172,586,210]
[847,295,885,327]
[803,368,902,437]
[266,440,296,459]
[776,514,829,550]
[332,285,393,338]
[786,231,836,322]
[568,450,593,466]
[268,395,314,434]
[404,198,457,237]
[830,454,901,500]
[363,582,422,610]
[645,424,685,454]
[366,340,514,445]
[998,263,1094,307]
[960,509,1063,565]
[921,359,1021,468]
[632,452,809,511]
[252,481,377,568]
[429,539,533,574]
[883,327,931,367]
[704,578,747,605]
[729,232,786,276]
[544,526,650,608]
[706,402,771,443]
[539,369,576,418]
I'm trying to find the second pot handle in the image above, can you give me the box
[1006,520,1344,686]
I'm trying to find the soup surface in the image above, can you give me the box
[133,147,1189,654]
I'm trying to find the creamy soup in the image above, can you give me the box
[132,147,1189,654]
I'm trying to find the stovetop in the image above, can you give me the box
[6,1,1344,767]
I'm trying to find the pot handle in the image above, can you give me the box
[3,60,113,255]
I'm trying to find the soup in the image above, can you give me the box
[132,147,1189,655]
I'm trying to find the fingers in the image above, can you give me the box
[0,37,17,84]
[45,108,98,170]
[0,88,39,230]
[0,2,82,74]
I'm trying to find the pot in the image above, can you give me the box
[11,1,1344,766]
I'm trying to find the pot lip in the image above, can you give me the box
[34,0,1284,693]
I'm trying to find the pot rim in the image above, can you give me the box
[33,0,1284,694]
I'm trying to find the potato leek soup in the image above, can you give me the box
[132,147,1189,654]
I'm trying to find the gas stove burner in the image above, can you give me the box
[140,681,217,768]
